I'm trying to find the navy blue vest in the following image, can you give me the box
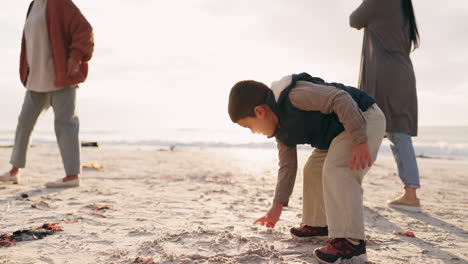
[265,73,375,150]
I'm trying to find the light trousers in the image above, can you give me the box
[10,88,81,176]
[386,132,421,188]
[302,104,386,240]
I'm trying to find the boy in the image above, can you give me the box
[228,73,385,263]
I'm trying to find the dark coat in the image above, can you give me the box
[351,0,418,136]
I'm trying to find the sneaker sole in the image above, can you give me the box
[290,233,328,242]
[313,251,368,264]
[0,177,19,184]
[388,203,421,212]
[45,184,80,188]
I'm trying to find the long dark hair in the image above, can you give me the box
[401,0,420,50]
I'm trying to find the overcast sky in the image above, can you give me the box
[1,0,467,132]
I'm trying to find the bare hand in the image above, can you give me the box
[67,57,81,76]
[253,202,283,228]
[349,142,372,171]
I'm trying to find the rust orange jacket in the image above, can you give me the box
[20,0,94,88]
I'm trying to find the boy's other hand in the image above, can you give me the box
[253,202,283,228]
[349,141,372,171]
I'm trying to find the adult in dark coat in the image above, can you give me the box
[350,0,422,211]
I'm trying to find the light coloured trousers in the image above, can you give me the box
[302,104,386,240]
[10,88,81,176]
[386,132,420,188]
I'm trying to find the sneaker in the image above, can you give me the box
[387,194,421,212]
[290,224,328,241]
[314,238,367,264]
[45,178,79,188]
[0,171,20,184]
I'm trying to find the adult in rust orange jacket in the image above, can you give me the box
[0,0,94,188]
[19,0,94,88]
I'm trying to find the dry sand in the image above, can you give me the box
[0,145,467,264]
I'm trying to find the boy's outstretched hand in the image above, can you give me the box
[349,141,373,171]
[254,202,283,228]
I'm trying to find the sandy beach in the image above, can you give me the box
[0,145,467,264]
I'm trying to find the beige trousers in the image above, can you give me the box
[302,104,386,240]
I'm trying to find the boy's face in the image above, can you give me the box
[236,105,278,138]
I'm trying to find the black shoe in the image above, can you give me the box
[290,224,328,241]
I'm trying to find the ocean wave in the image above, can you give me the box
[1,128,468,160]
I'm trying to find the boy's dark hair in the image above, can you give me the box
[228,80,270,123]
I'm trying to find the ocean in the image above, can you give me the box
[0,126,467,160]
